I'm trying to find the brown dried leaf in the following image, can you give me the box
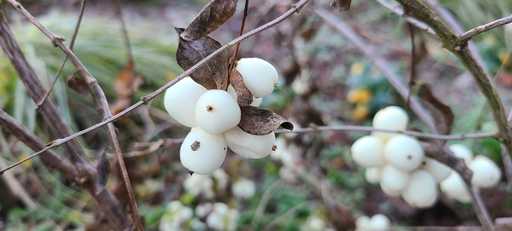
[230,69,252,106]
[176,28,230,89]
[67,71,89,94]
[114,61,143,98]
[182,0,238,41]
[238,106,293,135]
[417,83,454,134]
[330,0,351,11]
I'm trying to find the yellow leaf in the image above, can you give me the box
[352,104,369,121]
[347,88,372,104]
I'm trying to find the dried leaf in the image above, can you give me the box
[67,71,89,94]
[111,61,143,114]
[182,0,238,41]
[238,106,293,135]
[417,83,454,134]
[176,28,230,89]
[230,69,252,106]
[97,151,110,186]
[330,0,351,11]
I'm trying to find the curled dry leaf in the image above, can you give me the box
[181,0,239,41]
[176,28,231,90]
[111,61,143,114]
[417,83,454,134]
[330,0,351,11]
[238,106,294,135]
[230,69,253,105]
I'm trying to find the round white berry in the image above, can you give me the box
[355,216,371,231]
[195,90,241,134]
[180,128,227,174]
[423,158,452,182]
[351,136,386,167]
[449,144,473,165]
[440,172,471,203]
[365,167,382,184]
[224,126,275,159]
[370,214,390,231]
[164,77,206,127]
[236,58,278,97]
[380,165,410,196]
[372,106,408,141]
[384,135,424,172]
[402,170,438,208]
[469,156,501,188]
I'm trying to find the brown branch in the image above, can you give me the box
[36,0,87,108]
[114,0,134,64]
[459,15,512,43]
[0,0,312,174]
[0,5,130,230]
[4,0,142,228]
[375,0,435,34]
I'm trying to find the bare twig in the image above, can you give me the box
[280,125,497,140]
[0,0,312,174]
[459,15,512,43]
[375,0,434,34]
[36,0,87,108]
[4,0,142,228]
[406,23,417,106]
[114,0,134,64]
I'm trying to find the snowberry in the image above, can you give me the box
[372,106,408,141]
[225,126,276,159]
[232,178,256,199]
[236,58,279,97]
[402,170,438,208]
[183,174,214,198]
[195,90,241,134]
[469,156,501,188]
[380,165,410,196]
[423,158,452,182]
[164,77,207,127]
[384,135,424,172]
[180,128,227,174]
[449,144,473,165]
[440,172,471,203]
[355,216,371,231]
[365,167,382,184]
[370,214,391,230]
[350,136,386,167]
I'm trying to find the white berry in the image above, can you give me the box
[365,167,382,184]
[384,135,424,172]
[469,156,501,188]
[372,106,408,141]
[380,165,410,196]
[351,136,386,168]
[423,158,452,182]
[440,172,471,203]
[236,58,278,97]
[370,214,390,231]
[402,170,438,208]
[355,216,371,231]
[164,77,206,127]
[195,90,241,134]
[224,126,276,159]
[180,128,227,174]
[449,144,473,165]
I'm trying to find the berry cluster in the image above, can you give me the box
[352,106,502,207]
[355,214,390,231]
[164,58,279,174]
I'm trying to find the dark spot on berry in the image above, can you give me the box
[206,105,214,112]
[272,145,277,151]
[407,154,412,160]
[188,170,194,175]
[191,141,200,151]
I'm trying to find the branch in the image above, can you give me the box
[375,0,434,35]
[4,0,142,228]
[114,0,134,64]
[0,6,130,230]
[0,0,312,174]
[459,15,512,43]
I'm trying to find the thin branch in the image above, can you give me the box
[375,0,435,35]
[36,0,87,108]
[0,0,312,174]
[459,15,512,43]
[406,23,417,106]
[280,125,497,140]
[114,0,134,64]
[4,0,142,229]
